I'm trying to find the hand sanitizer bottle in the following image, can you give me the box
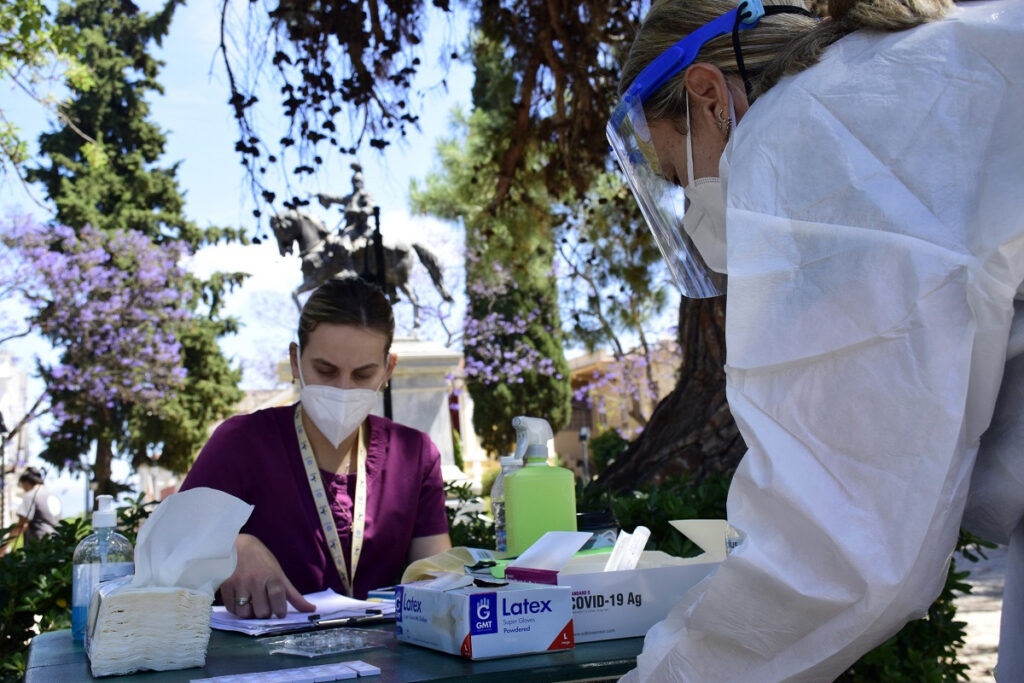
[491,454,522,554]
[504,416,577,556]
[72,495,134,641]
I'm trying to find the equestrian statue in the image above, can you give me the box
[270,165,454,327]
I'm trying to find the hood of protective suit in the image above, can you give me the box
[626,2,1024,681]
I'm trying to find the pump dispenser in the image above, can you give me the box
[72,495,134,641]
[503,416,577,556]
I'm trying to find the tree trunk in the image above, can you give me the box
[598,296,746,491]
[93,435,117,502]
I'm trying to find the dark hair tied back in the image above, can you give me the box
[297,276,395,355]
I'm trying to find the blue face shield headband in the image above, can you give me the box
[607,0,814,298]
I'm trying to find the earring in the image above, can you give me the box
[716,110,731,139]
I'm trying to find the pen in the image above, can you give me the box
[307,609,389,628]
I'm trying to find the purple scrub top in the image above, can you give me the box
[181,405,449,599]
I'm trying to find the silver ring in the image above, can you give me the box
[235,596,251,606]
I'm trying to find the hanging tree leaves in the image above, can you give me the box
[220,0,644,216]
[220,0,456,214]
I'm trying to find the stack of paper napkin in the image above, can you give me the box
[86,487,252,677]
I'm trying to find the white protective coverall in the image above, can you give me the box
[624,2,1024,681]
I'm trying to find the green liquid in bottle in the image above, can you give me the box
[504,446,577,556]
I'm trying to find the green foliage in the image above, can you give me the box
[112,493,160,546]
[480,466,500,500]
[123,313,244,475]
[24,0,245,486]
[607,473,732,558]
[411,33,572,455]
[0,0,87,180]
[0,496,154,682]
[0,517,87,682]
[589,429,630,476]
[451,428,464,472]
[464,282,572,454]
[0,519,83,682]
[27,0,192,241]
[444,481,495,550]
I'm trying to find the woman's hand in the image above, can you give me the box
[218,533,316,619]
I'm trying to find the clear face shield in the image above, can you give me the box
[608,95,727,298]
[608,0,811,298]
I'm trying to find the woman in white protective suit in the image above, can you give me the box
[607,0,1024,680]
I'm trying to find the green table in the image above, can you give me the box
[26,626,642,682]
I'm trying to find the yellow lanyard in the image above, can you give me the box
[294,405,367,597]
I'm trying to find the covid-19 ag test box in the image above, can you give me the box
[395,575,574,660]
[504,522,728,643]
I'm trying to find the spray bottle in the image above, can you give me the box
[71,495,134,641]
[503,416,577,556]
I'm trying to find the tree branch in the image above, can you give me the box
[366,0,387,46]
[0,328,33,346]
[557,240,625,358]
[490,55,540,210]
[0,393,49,453]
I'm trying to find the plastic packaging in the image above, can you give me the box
[725,523,743,554]
[262,629,393,658]
[491,455,523,553]
[504,416,577,556]
[72,495,134,641]
[577,509,620,551]
[603,526,651,572]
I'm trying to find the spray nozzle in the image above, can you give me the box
[93,494,117,528]
[512,416,553,462]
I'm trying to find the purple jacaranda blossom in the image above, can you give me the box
[3,217,192,437]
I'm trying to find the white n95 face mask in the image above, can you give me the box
[682,179,727,273]
[680,90,734,274]
[297,346,381,448]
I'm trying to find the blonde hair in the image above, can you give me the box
[620,0,952,117]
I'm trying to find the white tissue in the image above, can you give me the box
[131,487,254,596]
[87,488,253,677]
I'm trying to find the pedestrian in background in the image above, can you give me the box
[0,466,63,556]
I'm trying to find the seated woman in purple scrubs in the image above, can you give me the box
[181,276,451,618]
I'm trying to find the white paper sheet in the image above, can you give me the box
[210,589,395,636]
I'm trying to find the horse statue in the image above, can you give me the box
[269,209,454,327]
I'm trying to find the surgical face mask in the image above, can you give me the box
[296,345,383,449]
[680,90,735,274]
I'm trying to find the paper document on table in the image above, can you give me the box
[210,589,396,636]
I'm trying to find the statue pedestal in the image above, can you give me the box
[377,337,463,481]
